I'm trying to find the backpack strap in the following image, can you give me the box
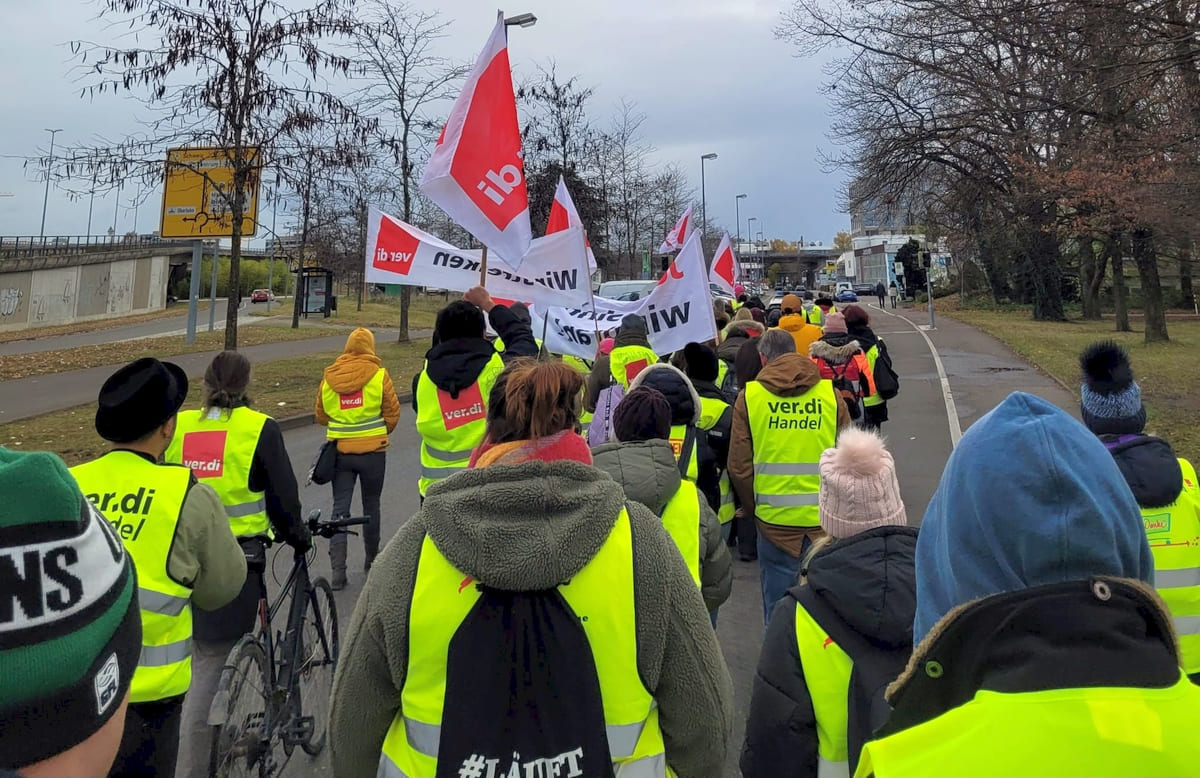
[677,426,697,478]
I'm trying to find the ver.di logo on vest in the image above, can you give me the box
[767,397,827,430]
[340,389,365,411]
[438,383,485,430]
[182,430,227,478]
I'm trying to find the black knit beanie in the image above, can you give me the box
[613,387,671,443]
[682,342,720,383]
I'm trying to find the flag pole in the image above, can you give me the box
[479,245,488,287]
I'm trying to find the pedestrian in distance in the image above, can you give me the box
[585,314,659,446]
[729,329,852,625]
[71,358,247,778]
[776,293,823,356]
[809,313,876,423]
[591,386,733,620]
[164,350,312,777]
[742,429,916,778]
[315,326,401,590]
[807,296,836,327]
[842,305,892,433]
[875,281,886,308]
[1080,341,1200,683]
[331,359,733,778]
[0,448,142,778]
[859,393,1200,776]
[888,282,899,309]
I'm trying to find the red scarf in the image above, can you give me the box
[470,429,593,468]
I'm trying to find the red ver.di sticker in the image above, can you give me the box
[438,383,486,430]
[182,430,227,478]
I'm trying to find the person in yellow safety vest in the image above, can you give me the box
[164,351,312,778]
[629,362,723,513]
[584,314,658,444]
[315,327,401,590]
[858,392,1200,777]
[330,360,733,778]
[728,330,852,626]
[70,358,246,778]
[675,343,737,533]
[742,429,916,778]
[843,306,891,433]
[0,449,144,778]
[592,386,733,622]
[1080,341,1200,682]
[807,295,836,327]
[413,286,540,500]
[492,302,544,355]
[561,351,597,435]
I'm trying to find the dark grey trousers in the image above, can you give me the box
[329,451,386,569]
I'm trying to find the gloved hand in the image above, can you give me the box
[287,524,313,554]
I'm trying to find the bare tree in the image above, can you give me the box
[73,0,368,349]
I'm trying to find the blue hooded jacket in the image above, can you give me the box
[914,392,1154,644]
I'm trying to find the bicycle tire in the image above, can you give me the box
[210,636,273,778]
[298,575,339,756]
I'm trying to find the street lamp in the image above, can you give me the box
[700,152,718,244]
[735,194,747,248]
[39,128,62,239]
[504,12,538,27]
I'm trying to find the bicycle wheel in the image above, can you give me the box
[210,636,272,778]
[297,576,339,755]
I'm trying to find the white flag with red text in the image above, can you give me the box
[657,205,694,254]
[709,231,741,296]
[364,207,590,309]
[546,176,598,271]
[531,229,717,360]
[420,14,532,268]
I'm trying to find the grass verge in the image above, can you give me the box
[0,301,212,344]
[0,340,428,466]
[944,306,1200,463]
[1,326,346,381]
[249,293,444,332]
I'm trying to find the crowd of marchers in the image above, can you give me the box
[2,284,1198,778]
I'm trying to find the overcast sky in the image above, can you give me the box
[0,0,846,246]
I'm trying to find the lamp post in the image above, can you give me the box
[112,180,122,240]
[267,173,279,313]
[700,152,718,244]
[86,168,97,239]
[503,12,537,27]
[735,194,747,248]
[39,128,62,239]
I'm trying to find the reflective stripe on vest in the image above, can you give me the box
[661,483,702,586]
[745,380,838,528]
[165,406,271,537]
[322,369,387,439]
[379,509,668,778]
[668,424,700,483]
[855,675,1200,777]
[610,345,659,389]
[794,603,851,778]
[415,354,506,497]
[718,472,735,524]
[70,451,194,703]
[1145,458,1200,675]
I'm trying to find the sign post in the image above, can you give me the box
[186,241,202,345]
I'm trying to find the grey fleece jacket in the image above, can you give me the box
[329,460,733,778]
[592,440,733,612]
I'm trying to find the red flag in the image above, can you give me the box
[709,231,740,295]
[546,176,598,270]
[658,205,693,254]
[421,14,532,267]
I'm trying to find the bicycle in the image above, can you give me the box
[209,510,368,777]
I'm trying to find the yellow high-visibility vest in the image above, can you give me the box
[1144,457,1200,675]
[415,353,506,496]
[696,395,734,524]
[862,345,883,408]
[609,345,659,389]
[71,451,194,702]
[745,380,838,528]
[795,603,852,778]
[322,369,387,440]
[378,509,671,778]
[668,424,700,484]
[856,674,1200,777]
[165,406,270,537]
[661,482,702,586]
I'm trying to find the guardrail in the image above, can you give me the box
[0,234,192,259]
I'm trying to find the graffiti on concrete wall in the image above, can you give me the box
[0,288,22,317]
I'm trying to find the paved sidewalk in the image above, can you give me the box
[0,328,429,423]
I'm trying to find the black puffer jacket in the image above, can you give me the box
[1102,434,1184,508]
[629,363,722,512]
[741,526,918,778]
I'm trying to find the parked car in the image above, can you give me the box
[596,279,657,301]
[250,288,275,303]
[835,288,859,303]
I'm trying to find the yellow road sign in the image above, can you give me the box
[160,147,261,239]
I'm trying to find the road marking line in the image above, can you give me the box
[869,304,963,448]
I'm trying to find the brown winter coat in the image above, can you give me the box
[314,328,402,454]
[728,353,851,557]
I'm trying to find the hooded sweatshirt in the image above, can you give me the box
[741,526,917,778]
[314,328,401,454]
[777,313,822,356]
[915,392,1153,643]
[1102,434,1184,508]
[592,440,733,612]
[329,461,734,778]
[584,325,655,412]
[729,353,852,556]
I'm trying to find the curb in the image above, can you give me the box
[275,393,415,432]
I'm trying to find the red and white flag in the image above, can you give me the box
[546,176,598,271]
[709,231,741,296]
[420,13,532,268]
[658,205,694,254]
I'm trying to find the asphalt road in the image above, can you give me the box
[168,304,1078,778]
